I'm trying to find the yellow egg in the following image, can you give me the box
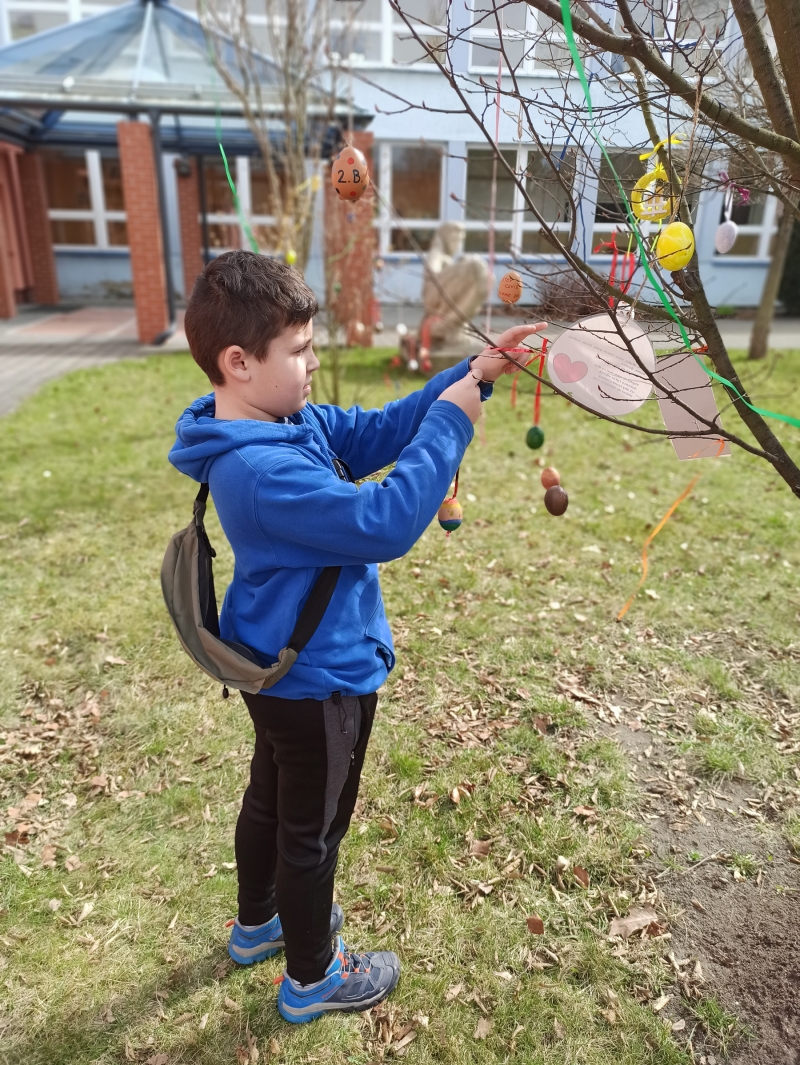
[655,222,695,271]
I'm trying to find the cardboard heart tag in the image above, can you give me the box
[547,312,655,416]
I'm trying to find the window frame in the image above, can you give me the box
[461,144,575,258]
[47,148,128,253]
[376,139,445,256]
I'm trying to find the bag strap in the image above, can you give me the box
[195,480,340,662]
[194,482,210,527]
[286,565,341,655]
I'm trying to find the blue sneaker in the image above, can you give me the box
[277,934,400,1023]
[227,903,344,966]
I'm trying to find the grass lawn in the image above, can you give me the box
[0,347,798,1065]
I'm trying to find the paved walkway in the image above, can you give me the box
[1,305,798,418]
[0,307,188,417]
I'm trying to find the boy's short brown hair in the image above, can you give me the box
[185,251,318,385]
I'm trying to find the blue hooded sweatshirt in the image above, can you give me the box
[168,357,489,700]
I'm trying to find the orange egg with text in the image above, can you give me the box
[498,271,523,304]
[331,147,370,201]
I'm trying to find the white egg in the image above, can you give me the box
[715,220,738,254]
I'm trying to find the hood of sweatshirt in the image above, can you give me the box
[169,393,318,484]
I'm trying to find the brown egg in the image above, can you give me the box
[331,147,370,201]
[498,270,523,304]
[544,485,569,516]
[541,467,560,489]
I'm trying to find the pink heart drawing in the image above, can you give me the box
[553,351,588,384]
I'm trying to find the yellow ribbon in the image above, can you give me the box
[639,136,682,162]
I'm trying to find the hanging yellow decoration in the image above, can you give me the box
[631,164,675,221]
[655,221,695,271]
[631,136,682,222]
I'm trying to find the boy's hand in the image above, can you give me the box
[471,322,548,383]
[438,371,483,424]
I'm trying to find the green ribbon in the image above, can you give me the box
[558,0,800,431]
[199,0,259,253]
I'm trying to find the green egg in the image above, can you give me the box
[526,425,545,450]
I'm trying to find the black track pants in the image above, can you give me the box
[235,691,376,984]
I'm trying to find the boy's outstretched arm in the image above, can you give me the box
[311,323,547,480]
[250,385,483,568]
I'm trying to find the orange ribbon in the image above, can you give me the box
[617,475,700,620]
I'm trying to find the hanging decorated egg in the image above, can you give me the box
[541,467,560,489]
[331,146,370,201]
[655,222,695,271]
[526,425,545,450]
[715,219,738,254]
[544,485,569,516]
[631,166,674,221]
[438,498,462,533]
[498,271,523,304]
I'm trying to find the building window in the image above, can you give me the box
[377,142,443,253]
[200,155,280,254]
[592,149,644,252]
[716,188,778,257]
[44,149,128,250]
[329,0,384,64]
[470,1,533,72]
[462,145,574,255]
[7,7,68,41]
[392,0,447,66]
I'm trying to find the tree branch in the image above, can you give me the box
[523,0,800,166]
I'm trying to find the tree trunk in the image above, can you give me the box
[748,201,796,360]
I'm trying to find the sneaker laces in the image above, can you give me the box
[341,948,371,974]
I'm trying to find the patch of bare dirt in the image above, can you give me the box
[610,717,800,1064]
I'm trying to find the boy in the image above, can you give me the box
[169,251,544,1023]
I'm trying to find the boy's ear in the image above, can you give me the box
[218,345,250,383]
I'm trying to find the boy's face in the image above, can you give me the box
[216,321,320,421]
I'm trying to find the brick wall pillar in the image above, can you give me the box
[18,152,59,306]
[324,131,375,347]
[175,156,204,302]
[117,120,168,343]
[0,200,17,318]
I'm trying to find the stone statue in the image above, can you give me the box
[420,222,489,366]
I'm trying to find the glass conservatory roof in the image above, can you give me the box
[0,0,366,118]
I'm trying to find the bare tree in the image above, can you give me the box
[373,0,800,499]
[199,0,356,269]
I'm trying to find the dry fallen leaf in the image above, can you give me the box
[64,854,81,872]
[224,996,241,1011]
[469,840,491,857]
[100,1004,115,1024]
[672,1018,686,1032]
[553,1019,566,1041]
[450,786,461,805]
[445,982,463,1002]
[526,914,544,935]
[41,845,57,868]
[198,1013,209,1030]
[608,905,661,939]
[48,898,61,912]
[145,1055,168,1065]
[573,866,590,889]
[573,805,597,821]
[267,1038,280,1055]
[473,1017,493,1040]
[77,902,94,924]
[104,655,128,666]
[652,993,672,1013]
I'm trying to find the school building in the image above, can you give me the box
[0,0,784,344]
